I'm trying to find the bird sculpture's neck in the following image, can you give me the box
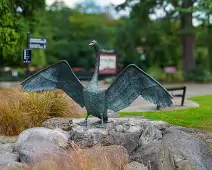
[89,45,100,87]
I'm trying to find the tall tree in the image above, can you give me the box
[116,0,196,75]
[173,0,196,73]
[0,0,20,66]
[198,0,212,72]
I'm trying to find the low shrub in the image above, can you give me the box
[147,66,184,82]
[147,66,166,81]
[185,67,212,83]
[0,89,85,136]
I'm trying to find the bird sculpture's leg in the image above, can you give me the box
[78,114,89,126]
[96,114,105,128]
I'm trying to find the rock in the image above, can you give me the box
[83,145,128,169]
[1,162,29,170]
[12,117,211,170]
[162,128,212,170]
[124,161,148,170]
[127,126,142,134]
[168,126,193,133]
[175,160,195,170]
[107,110,120,118]
[173,153,186,164]
[0,136,17,144]
[15,127,71,164]
[111,132,140,155]
[115,125,124,132]
[71,118,147,153]
[70,117,169,155]
[139,126,162,145]
[130,140,175,170]
[42,118,73,131]
[0,153,19,165]
[206,139,212,144]
[0,144,15,154]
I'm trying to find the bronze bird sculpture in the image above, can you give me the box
[21,40,173,127]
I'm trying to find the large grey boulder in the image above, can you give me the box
[130,140,175,170]
[162,128,212,170]
[15,127,70,164]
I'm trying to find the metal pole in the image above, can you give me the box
[26,32,30,76]
[27,32,30,49]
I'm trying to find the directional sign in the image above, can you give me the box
[30,38,47,44]
[23,49,32,64]
[29,43,47,49]
[29,38,47,49]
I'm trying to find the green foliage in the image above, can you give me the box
[30,31,47,67]
[119,95,212,131]
[1,0,212,82]
[0,0,20,63]
[185,67,212,83]
[147,66,166,81]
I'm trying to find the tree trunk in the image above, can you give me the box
[180,0,196,73]
[207,15,212,72]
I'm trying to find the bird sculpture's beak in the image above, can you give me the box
[89,43,93,46]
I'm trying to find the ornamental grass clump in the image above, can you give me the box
[0,88,85,136]
[31,144,128,170]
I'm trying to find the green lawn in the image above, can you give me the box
[119,96,212,131]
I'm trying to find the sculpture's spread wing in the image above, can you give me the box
[106,64,173,112]
[21,60,84,107]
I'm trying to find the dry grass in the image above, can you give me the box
[0,88,85,136]
[30,144,128,170]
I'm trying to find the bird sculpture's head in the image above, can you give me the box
[89,40,99,48]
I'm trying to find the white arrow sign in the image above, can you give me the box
[30,38,47,44]
[29,44,47,49]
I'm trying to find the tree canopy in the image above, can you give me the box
[1,0,212,82]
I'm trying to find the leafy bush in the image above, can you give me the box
[147,66,166,81]
[0,89,85,136]
[185,67,212,83]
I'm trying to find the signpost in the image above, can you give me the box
[23,32,47,77]
[164,66,177,75]
[164,66,177,82]
[99,49,117,75]
[23,32,47,65]
[23,49,32,64]
[29,37,47,49]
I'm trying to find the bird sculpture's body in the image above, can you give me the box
[21,40,173,127]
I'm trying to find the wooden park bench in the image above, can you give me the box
[156,86,186,110]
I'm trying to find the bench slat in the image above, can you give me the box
[156,86,186,110]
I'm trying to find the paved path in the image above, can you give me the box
[103,82,212,112]
[120,83,212,112]
[1,81,212,112]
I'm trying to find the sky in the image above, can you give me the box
[46,0,126,8]
[45,0,200,25]
[46,0,129,18]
